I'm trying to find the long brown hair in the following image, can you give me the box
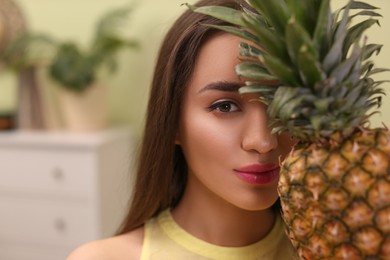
[117,0,245,234]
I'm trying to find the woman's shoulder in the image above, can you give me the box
[66,226,144,260]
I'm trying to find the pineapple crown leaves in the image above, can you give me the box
[190,0,389,143]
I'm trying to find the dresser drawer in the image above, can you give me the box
[0,147,96,197]
[0,197,100,248]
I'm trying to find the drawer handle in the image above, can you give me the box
[52,167,65,182]
[54,218,67,232]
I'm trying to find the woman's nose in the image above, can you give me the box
[241,102,277,154]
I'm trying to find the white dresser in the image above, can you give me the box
[0,129,133,260]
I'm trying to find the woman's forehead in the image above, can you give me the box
[186,33,244,94]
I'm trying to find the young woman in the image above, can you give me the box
[68,0,296,259]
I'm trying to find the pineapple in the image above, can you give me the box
[191,0,390,258]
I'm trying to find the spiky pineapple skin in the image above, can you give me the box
[278,128,390,259]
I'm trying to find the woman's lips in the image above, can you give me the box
[234,163,280,185]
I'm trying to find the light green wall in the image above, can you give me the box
[1,0,389,137]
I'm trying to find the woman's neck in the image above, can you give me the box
[171,181,277,247]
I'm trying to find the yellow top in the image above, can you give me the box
[140,209,296,260]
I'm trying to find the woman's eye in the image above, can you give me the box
[209,101,240,113]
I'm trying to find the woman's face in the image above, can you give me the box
[176,33,295,211]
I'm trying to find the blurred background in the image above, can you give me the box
[0,0,389,259]
[0,0,389,136]
[0,0,200,137]
[0,0,198,259]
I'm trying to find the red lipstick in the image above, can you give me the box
[234,163,280,185]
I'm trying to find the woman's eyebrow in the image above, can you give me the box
[197,81,241,94]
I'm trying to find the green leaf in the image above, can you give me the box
[323,1,351,72]
[314,97,334,114]
[187,5,246,27]
[362,44,382,60]
[246,0,290,36]
[297,45,324,87]
[236,61,277,81]
[239,82,277,95]
[285,0,322,34]
[238,42,265,59]
[361,61,374,75]
[270,125,285,135]
[344,83,365,108]
[330,41,361,84]
[268,86,301,120]
[278,95,304,121]
[262,54,300,87]
[310,115,323,131]
[349,1,379,10]
[238,81,278,106]
[202,24,260,46]
[285,16,317,65]
[241,5,268,28]
[312,0,330,56]
[242,13,288,59]
[367,68,390,77]
[350,10,382,20]
[343,19,379,58]
[49,43,95,90]
[284,0,306,28]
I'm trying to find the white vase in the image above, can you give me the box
[58,82,108,132]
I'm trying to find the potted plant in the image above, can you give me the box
[3,5,139,132]
[48,6,139,132]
